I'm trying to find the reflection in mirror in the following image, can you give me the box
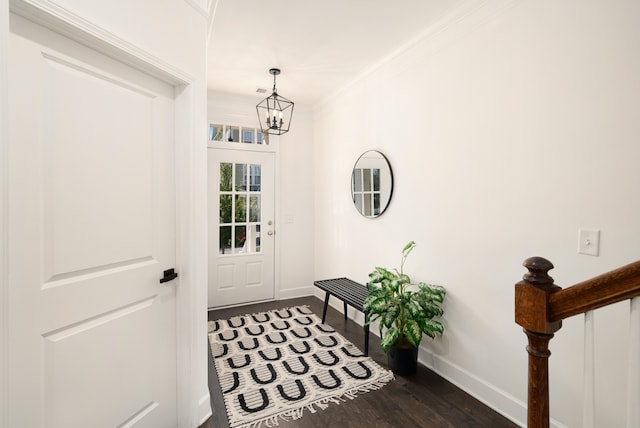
[351,150,393,217]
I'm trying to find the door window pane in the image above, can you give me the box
[219,161,264,255]
[249,195,261,222]
[220,195,232,223]
[235,195,247,222]
[209,123,267,146]
[250,164,261,191]
[235,164,247,191]
[219,226,232,254]
[248,224,261,252]
[209,124,223,141]
[226,126,239,142]
[242,129,254,144]
[235,225,246,251]
[220,163,232,191]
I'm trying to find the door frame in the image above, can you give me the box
[0,1,9,427]
[0,1,208,427]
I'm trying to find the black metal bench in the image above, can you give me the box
[314,277,370,356]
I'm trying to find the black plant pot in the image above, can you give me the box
[387,342,418,375]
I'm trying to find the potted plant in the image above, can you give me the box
[363,241,446,375]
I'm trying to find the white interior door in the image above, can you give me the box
[207,148,275,307]
[8,15,178,428]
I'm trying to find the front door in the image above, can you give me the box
[8,15,178,428]
[207,148,275,307]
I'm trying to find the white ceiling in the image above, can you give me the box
[207,0,468,108]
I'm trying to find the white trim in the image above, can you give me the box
[418,349,570,428]
[628,297,640,428]
[583,311,595,428]
[198,392,212,426]
[182,0,208,18]
[273,135,281,302]
[278,286,315,301]
[313,0,518,111]
[9,0,194,85]
[206,0,220,48]
[207,138,277,152]
[175,76,210,426]
[0,0,10,426]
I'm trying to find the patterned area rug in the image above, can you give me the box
[208,305,394,428]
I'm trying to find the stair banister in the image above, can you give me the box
[515,257,640,428]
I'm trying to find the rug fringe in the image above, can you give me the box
[235,369,395,428]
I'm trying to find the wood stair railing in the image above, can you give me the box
[515,257,640,428]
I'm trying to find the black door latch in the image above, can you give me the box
[160,268,178,283]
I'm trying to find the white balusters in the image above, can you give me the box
[583,311,595,428]
[627,297,640,428]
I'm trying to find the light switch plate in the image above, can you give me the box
[578,229,600,256]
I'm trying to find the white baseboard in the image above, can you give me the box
[277,286,314,300]
[418,349,526,427]
[417,349,568,428]
[197,392,211,427]
[333,308,572,428]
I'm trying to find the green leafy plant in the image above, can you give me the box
[363,241,446,351]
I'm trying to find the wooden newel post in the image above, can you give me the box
[515,257,563,428]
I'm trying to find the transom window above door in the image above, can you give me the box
[209,123,269,145]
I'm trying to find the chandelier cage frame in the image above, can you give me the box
[256,68,294,136]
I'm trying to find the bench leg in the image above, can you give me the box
[322,292,330,323]
[343,301,347,320]
[364,315,370,357]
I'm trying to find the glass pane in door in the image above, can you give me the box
[249,195,260,222]
[235,163,247,191]
[220,225,232,254]
[219,161,263,255]
[220,163,232,191]
[235,195,247,222]
[220,195,232,223]
[250,164,261,191]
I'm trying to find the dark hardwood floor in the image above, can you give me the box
[200,296,519,428]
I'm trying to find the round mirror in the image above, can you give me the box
[351,150,393,217]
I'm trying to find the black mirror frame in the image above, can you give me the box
[351,150,394,218]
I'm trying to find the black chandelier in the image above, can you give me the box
[256,68,294,136]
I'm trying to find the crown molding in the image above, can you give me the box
[9,0,194,86]
[314,0,518,111]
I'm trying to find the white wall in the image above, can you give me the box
[1,0,210,426]
[312,1,640,427]
[207,91,316,300]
